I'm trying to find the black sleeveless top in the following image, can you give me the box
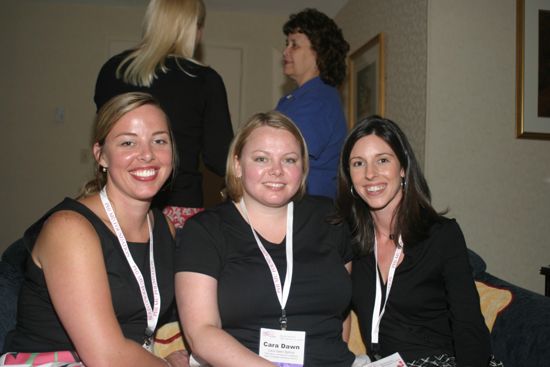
[4,198,175,353]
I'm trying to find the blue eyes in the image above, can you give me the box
[253,156,298,164]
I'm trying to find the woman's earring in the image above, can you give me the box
[101,166,107,173]
[350,186,358,198]
[401,177,405,189]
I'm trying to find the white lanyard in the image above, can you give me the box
[99,187,161,344]
[238,200,294,330]
[370,234,403,344]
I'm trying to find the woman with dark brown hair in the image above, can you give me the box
[336,116,503,367]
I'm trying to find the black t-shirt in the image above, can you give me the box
[175,196,356,366]
[94,51,234,207]
[352,218,492,366]
[5,198,176,353]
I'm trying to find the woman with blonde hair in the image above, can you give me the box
[175,111,357,366]
[2,92,188,367]
[95,0,233,228]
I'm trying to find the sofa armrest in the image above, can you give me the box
[475,271,550,367]
[0,260,24,352]
[0,238,27,352]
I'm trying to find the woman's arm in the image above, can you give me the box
[33,210,177,367]
[176,272,275,367]
[440,221,491,366]
[202,70,234,176]
[164,213,177,238]
[342,261,352,342]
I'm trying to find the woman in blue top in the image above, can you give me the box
[276,8,349,199]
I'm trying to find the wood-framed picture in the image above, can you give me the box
[347,33,385,128]
[516,0,550,139]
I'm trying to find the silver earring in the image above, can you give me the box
[401,177,405,189]
[350,186,358,198]
[102,166,107,173]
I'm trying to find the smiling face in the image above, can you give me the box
[283,32,319,86]
[93,104,173,203]
[349,134,405,215]
[234,126,303,210]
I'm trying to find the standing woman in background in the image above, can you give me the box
[95,0,233,228]
[276,8,349,199]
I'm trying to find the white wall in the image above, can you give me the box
[336,0,428,165]
[0,0,144,253]
[426,0,550,293]
[201,10,288,123]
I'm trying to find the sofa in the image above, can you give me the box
[1,238,550,366]
[467,250,550,367]
[0,238,25,353]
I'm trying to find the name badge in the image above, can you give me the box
[365,352,407,367]
[259,328,305,366]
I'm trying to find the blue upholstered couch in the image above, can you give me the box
[467,250,550,367]
[1,239,550,366]
[0,238,25,353]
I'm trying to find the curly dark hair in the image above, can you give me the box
[283,8,349,87]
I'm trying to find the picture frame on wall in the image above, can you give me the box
[516,0,550,139]
[347,33,385,128]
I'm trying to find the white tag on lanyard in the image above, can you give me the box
[371,235,403,345]
[259,327,305,366]
[238,200,293,330]
[100,187,161,350]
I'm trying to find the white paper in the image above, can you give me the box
[365,352,407,367]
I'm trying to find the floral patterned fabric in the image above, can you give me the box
[162,206,204,228]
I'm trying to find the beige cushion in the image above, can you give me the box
[153,321,186,358]
[348,311,366,355]
[345,282,513,355]
[475,280,513,331]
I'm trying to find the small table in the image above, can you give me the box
[541,266,550,297]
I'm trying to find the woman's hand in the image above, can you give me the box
[165,350,190,367]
